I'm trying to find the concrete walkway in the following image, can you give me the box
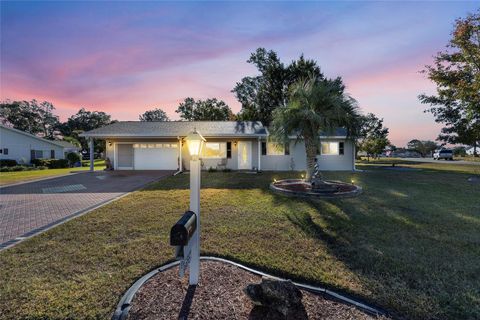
[0,170,173,250]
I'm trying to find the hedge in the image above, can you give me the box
[0,159,18,167]
[0,165,48,172]
[31,159,69,169]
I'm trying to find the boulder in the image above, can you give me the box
[310,178,338,192]
[245,277,307,319]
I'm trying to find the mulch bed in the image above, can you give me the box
[274,181,356,193]
[127,261,384,320]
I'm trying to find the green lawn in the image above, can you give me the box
[0,160,105,185]
[0,163,478,319]
[358,157,480,174]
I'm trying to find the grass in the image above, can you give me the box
[0,160,105,185]
[0,162,479,320]
[358,157,480,175]
[456,156,480,162]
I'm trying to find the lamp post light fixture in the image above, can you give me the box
[185,129,205,285]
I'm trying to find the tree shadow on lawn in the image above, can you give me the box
[266,187,480,320]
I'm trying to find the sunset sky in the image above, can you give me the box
[1,1,478,146]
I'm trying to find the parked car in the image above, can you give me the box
[433,149,453,160]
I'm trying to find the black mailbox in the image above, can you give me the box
[170,211,197,246]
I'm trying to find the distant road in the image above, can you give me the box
[402,158,480,165]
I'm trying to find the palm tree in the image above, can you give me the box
[271,76,360,181]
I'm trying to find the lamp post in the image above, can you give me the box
[185,129,205,285]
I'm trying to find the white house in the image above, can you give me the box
[0,125,76,164]
[80,121,355,172]
[466,145,478,156]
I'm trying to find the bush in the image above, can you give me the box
[207,167,217,172]
[66,152,81,166]
[1,165,26,172]
[0,165,48,172]
[30,158,43,167]
[0,159,18,167]
[30,159,69,169]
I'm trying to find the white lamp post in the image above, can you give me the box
[185,129,205,285]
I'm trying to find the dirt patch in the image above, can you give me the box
[127,261,384,319]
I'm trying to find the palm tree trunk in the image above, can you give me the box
[305,138,320,181]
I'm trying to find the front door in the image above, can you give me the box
[237,141,252,170]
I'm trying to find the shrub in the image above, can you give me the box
[66,152,81,166]
[222,168,232,172]
[30,159,69,169]
[0,159,18,167]
[31,158,43,166]
[208,167,217,172]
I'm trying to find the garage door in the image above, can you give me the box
[133,143,178,170]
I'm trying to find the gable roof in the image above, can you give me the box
[80,121,268,138]
[53,140,78,149]
[0,124,68,148]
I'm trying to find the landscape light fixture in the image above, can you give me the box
[186,129,206,159]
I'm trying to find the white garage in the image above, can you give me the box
[132,143,178,170]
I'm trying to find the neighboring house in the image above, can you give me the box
[54,140,81,157]
[466,145,478,156]
[80,121,355,171]
[0,125,76,164]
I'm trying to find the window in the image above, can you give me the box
[50,150,55,159]
[320,142,339,155]
[31,150,43,159]
[261,142,267,155]
[3,148,8,155]
[339,142,344,155]
[267,142,286,156]
[203,142,226,158]
[226,142,232,159]
[0,149,3,154]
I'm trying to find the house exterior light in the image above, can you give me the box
[186,129,206,159]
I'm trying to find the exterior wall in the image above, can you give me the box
[261,140,307,171]
[316,139,355,171]
[102,136,355,171]
[261,139,355,171]
[183,138,259,171]
[0,127,65,164]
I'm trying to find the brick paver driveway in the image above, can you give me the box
[0,170,173,249]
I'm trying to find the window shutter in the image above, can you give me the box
[261,142,267,155]
[226,142,232,159]
[285,143,290,155]
[51,150,55,159]
[339,142,345,155]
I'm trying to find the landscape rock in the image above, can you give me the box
[245,277,307,319]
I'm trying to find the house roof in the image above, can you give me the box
[289,127,349,139]
[53,140,79,149]
[79,121,268,138]
[0,124,70,148]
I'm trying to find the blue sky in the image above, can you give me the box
[1,1,478,145]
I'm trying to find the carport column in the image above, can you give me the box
[89,138,94,172]
[178,137,183,171]
[257,138,261,171]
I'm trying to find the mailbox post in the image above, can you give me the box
[185,129,205,285]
